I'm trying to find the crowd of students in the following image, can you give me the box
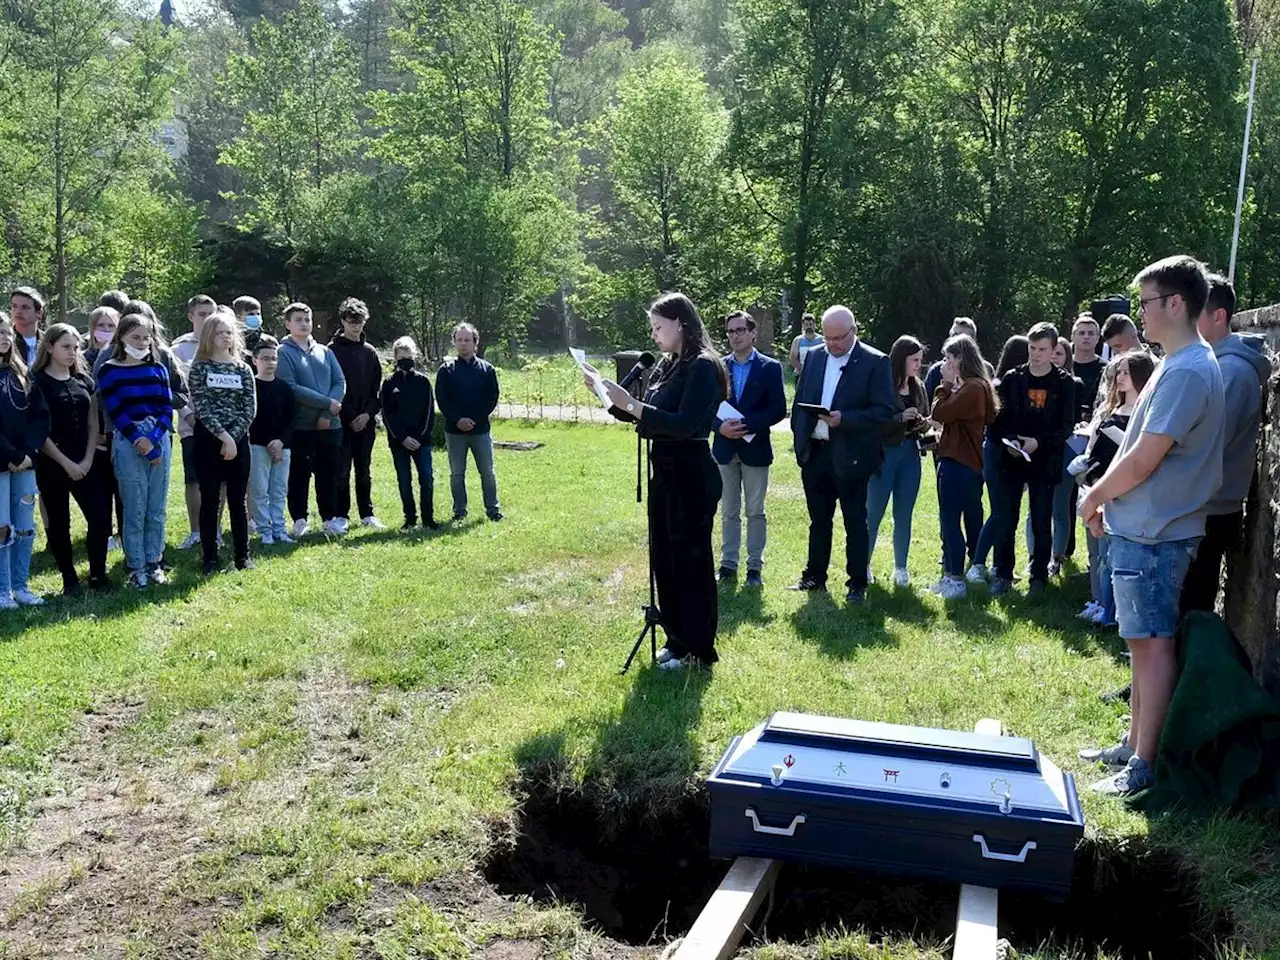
[714,254,1267,795]
[2,255,1270,800]
[0,288,504,600]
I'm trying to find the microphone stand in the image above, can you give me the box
[621,384,664,675]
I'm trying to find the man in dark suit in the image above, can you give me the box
[713,311,788,587]
[789,305,898,604]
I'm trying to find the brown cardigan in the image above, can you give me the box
[932,380,996,474]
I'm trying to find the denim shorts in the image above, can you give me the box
[1109,535,1200,640]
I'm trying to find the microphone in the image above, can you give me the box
[618,351,656,391]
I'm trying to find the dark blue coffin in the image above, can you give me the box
[707,712,1084,898]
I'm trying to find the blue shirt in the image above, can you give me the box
[727,349,757,403]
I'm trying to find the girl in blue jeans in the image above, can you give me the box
[866,336,929,587]
[97,314,174,589]
[0,312,51,608]
[930,334,998,599]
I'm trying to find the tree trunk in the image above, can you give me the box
[54,42,68,323]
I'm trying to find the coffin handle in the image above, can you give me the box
[972,833,1037,863]
[744,807,806,837]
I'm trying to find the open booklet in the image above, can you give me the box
[568,347,613,409]
[717,401,756,443]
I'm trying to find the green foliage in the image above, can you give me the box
[218,0,362,240]
[371,0,583,345]
[0,0,184,318]
[727,0,915,333]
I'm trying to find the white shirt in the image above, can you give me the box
[811,347,853,440]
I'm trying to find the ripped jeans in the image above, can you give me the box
[0,468,39,597]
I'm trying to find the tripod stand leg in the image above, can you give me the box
[621,621,657,675]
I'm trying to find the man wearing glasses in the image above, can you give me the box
[789,305,898,604]
[1078,255,1224,797]
[329,297,387,531]
[712,311,787,587]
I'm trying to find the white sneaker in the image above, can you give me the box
[656,647,674,664]
[891,568,910,588]
[260,533,275,546]
[928,579,948,595]
[322,518,344,536]
[178,531,201,550]
[939,577,968,600]
[247,518,257,534]
[13,589,44,606]
[128,570,149,589]
[0,593,17,611]
[966,564,988,584]
[1077,602,1101,620]
[658,656,687,671]
[866,566,876,585]
[1088,606,1107,625]
[107,535,120,552]
[275,532,295,545]
[361,516,386,530]
[292,518,309,538]
[333,517,350,534]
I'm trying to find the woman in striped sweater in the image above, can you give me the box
[189,309,257,574]
[97,314,174,589]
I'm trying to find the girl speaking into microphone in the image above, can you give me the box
[585,293,729,670]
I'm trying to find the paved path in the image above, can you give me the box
[495,401,792,432]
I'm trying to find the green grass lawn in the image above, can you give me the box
[0,421,1276,959]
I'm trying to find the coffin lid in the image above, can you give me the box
[712,712,1080,824]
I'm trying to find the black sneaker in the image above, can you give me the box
[202,560,219,576]
[845,588,867,605]
[87,576,112,593]
[401,519,417,530]
[745,570,763,588]
[488,512,504,522]
[989,577,1013,597]
[716,566,737,583]
[1027,580,1047,599]
[452,513,466,523]
[235,557,256,571]
[62,581,84,599]
[787,576,826,591]
[423,519,440,531]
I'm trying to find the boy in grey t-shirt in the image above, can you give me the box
[1077,255,1224,797]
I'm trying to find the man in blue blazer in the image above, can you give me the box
[713,312,788,587]
[790,305,898,604]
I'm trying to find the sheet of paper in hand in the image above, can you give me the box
[1002,438,1032,462]
[568,348,612,409]
[717,400,756,443]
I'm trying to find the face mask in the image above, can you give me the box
[396,357,415,372]
[244,314,262,330]
[124,344,150,361]
[94,329,113,345]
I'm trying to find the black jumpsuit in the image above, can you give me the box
[618,354,726,665]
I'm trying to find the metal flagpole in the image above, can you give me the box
[1229,57,1260,284]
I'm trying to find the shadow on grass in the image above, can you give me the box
[716,583,776,635]
[787,587,932,659]
[15,550,205,629]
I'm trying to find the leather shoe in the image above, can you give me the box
[745,569,763,588]
[788,576,826,591]
[845,588,867,605]
[716,566,737,582]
